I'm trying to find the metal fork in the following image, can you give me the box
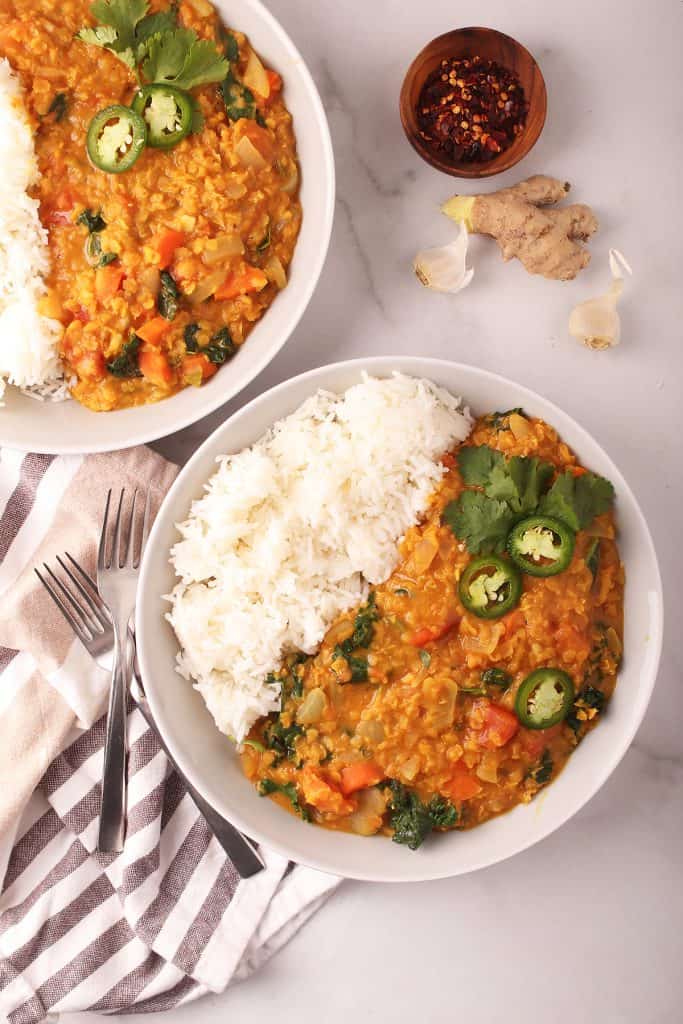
[35,553,265,877]
[96,489,150,852]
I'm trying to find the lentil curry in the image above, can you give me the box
[0,0,301,410]
[241,410,624,850]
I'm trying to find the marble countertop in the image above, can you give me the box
[71,0,681,1020]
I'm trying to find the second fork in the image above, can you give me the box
[97,489,150,853]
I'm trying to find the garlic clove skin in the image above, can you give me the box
[569,248,632,350]
[414,224,474,294]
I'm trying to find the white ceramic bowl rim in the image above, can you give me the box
[136,356,663,882]
[0,0,335,454]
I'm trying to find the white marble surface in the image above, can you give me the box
[70,0,681,1020]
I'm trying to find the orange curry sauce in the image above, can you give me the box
[241,412,624,843]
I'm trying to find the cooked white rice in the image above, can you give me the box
[168,373,472,741]
[0,59,67,403]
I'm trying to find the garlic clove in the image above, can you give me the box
[414,224,474,294]
[569,248,632,350]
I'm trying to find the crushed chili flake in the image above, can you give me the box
[417,55,528,163]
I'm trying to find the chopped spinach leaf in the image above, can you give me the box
[258,778,310,820]
[264,718,303,762]
[106,334,142,377]
[204,326,236,364]
[347,655,369,682]
[486,407,524,430]
[47,92,68,122]
[77,208,106,233]
[531,749,553,785]
[585,538,600,579]
[386,781,457,850]
[221,68,256,121]
[184,322,200,351]
[481,667,512,690]
[256,225,271,253]
[158,270,180,320]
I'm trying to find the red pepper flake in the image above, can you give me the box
[416,55,528,163]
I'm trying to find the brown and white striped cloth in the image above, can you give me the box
[0,447,339,1023]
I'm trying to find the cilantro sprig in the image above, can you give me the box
[77,0,229,90]
[443,435,615,555]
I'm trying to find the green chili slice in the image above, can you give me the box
[515,668,575,729]
[86,105,147,174]
[458,554,522,620]
[131,85,193,149]
[507,515,575,578]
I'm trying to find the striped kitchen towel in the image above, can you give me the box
[0,447,339,1023]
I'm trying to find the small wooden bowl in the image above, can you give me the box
[400,27,547,179]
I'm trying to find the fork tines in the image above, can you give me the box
[99,488,152,572]
[35,553,110,645]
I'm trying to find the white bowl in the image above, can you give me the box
[0,0,334,455]
[136,357,663,882]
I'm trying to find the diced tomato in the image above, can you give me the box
[477,701,519,749]
[264,69,282,99]
[502,609,525,636]
[300,767,356,816]
[441,452,457,470]
[408,616,459,647]
[518,724,563,758]
[181,353,218,385]
[214,265,268,301]
[136,316,171,346]
[446,765,482,801]
[153,229,185,269]
[94,265,125,301]
[570,465,587,477]
[340,761,384,796]
[138,346,174,387]
[41,188,75,226]
[71,306,90,323]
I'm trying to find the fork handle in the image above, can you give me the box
[97,616,129,853]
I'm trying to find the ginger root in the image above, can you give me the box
[442,175,598,281]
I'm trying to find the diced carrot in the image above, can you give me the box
[181,353,218,385]
[518,724,563,758]
[138,346,174,387]
[214,265,268,301]
[153,229,185,269]
[237,119,274,160]
[94,264,125,301]
[265,69,282,97]
[340,761,384,796]
[570,465,588,477]
[300,767,356,816]
[41,188,75,226]
[408,616,460,647]
[446,765,482,802]
[136,316,171,346]
[479,702,519,749]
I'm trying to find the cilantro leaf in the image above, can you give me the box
[539,470,615,531]
[142,28,228,89]
[89,0,148,51]
[457,445,506,487]
[486,455,553,515]
[443,491,517,554]
[134,9,176,53]
[171,37,229,89]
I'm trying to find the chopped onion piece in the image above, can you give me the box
[235,135,268,170]
[202,234,244,265]
[264,253,287,289]
[242,47,270,98]
[188,269,226,304]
